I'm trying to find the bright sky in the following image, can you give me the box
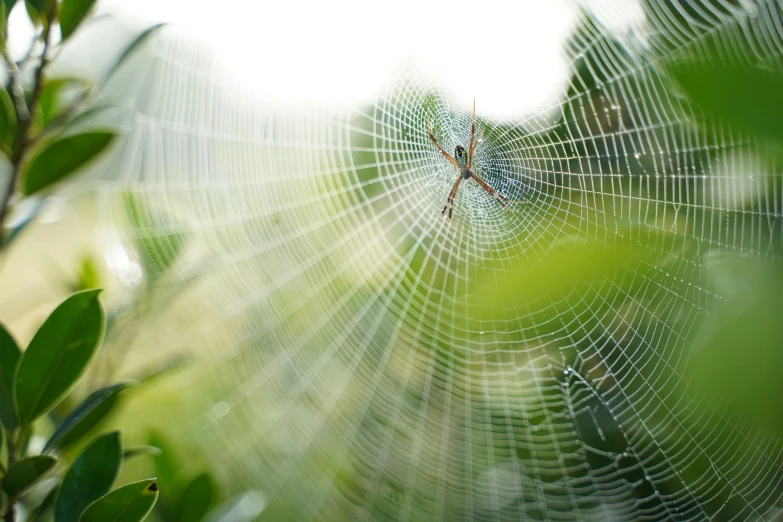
[8,0,645,120]
[97,0,580,120]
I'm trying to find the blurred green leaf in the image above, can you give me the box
[203,491,266,522]
[55,431,122,522]
[124,446,162,460]
[148,432,178,491]
[24,0,44,24]
[670,59,783,142]
[177,473,216,522]
[3,455,57,496]
[28,482,59,522]
[58,0,97,40]
[70,255,101,292]
[690,253,783,436]
[22,131,116,195]
[15,289,105,426]
[0,87,17,155]
[37,77,91,129]
[472,236,659,314]
[44,381,135,453]
[80,478,158,522]
[3,0,16,18]
[0,2,6,36]
[104,24,165,84]
[124,193,185,284]
[0,322,20,430]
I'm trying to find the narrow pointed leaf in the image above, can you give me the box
[24,0,42,24]
[15,289,105,426]
[80,479,158,522]
[103,24,165,84]
[0,87,16,155]
[44,381,135,453]
[0,322,20,430]
[3,455,57,496]
[55,431,122,522]
[3,0,16,19]
[58,0,97,40]
[22,131,116,195]
[123,446,162,460]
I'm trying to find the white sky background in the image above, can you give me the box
[97,0,580,120]
[6,0,647,119]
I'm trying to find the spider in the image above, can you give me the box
[427,99,527,219]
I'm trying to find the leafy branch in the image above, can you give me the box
[0,0,164,250]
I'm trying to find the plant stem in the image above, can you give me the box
[0,6,55,248]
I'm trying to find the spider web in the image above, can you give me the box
[91,1,783,520]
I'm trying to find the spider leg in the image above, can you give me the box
[426,113,458,168]
[442,175,464,219]
[471,171,528,210]
[467,98,476,168]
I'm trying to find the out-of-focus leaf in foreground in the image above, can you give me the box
[58,0,98,41]
[470,230,669,319]
[689,253,783,436]
[669,59,783,143]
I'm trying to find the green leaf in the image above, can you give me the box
[689,254,783,436]
[177,473,216,522]
[0,87,17,154]
[80,479,158,522]
[3,0,16,18]
[15,289,105,426]
[58,0,97,40]
[36,77,92,129]
[28,482,59,522]
[0,322,20,430]
[55,431,122,522]
[3,455,57,497]
[124,193,185,283]
[148,432,178,492]
[123,446,162,460]
[22,131,116,195]
[104,24,165,84]
[44,381,135,453]
[669,59,783,143]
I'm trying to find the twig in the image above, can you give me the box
[0,6,55,248]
